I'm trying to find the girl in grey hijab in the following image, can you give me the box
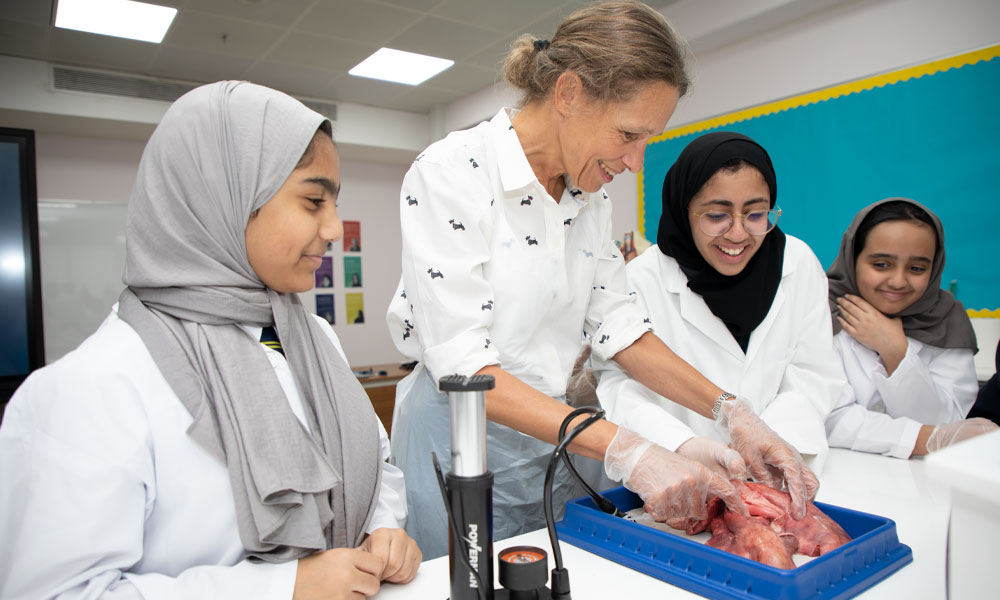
[0,81,419,599]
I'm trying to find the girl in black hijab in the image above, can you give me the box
[597,131,845,476]
[657,131,785,351]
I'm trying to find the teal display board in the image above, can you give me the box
[640,46,1000,313]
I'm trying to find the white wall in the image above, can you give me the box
[297,158,409,367]
[34,133,409,367]
[35,134,139,361]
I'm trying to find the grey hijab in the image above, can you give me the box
[118,81,381,562]
[827,197,977,352]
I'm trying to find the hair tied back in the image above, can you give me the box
[533,39,551,52]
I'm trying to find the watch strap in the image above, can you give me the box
[712,392,736,420]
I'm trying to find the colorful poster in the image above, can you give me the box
[344,255,362,288]
[346,293,364,324]
[316,294,335,325]
[343,220,361,252]
[315,256,333,288]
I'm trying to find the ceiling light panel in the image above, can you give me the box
[55,0,177,43]
[349,47,454,86]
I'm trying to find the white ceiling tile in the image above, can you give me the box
[0,0,51,25]
[377,0,444,11]
[163,10,284,58]
[388,15,504,61]
[323,74,409,107]
[243,60,337,100]
[183,0,316,27]
[266,31,374,73]
[296,0,418,45]
[0,19,48,59]
[147,45,255,84]
[466,36,515,70]
[0,0,697,116]
[423,62,496,94]
[48,28,159,72]
[431,0,565,34]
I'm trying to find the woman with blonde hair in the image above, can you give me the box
[388,1,816,558]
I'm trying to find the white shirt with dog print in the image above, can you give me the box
[387,107,650,396]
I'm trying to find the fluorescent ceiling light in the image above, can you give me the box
[349,48,454,86]
[55,0,177,43]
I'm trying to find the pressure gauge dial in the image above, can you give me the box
[498,545,548,595]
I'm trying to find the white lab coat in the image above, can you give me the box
[0,308,406,600]
[825,330,978,458]
[385,107,648,558]
[595,236,844,473]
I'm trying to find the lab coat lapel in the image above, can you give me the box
[744,249,794,364]
[744,281,784,360]
[669,264,746,361]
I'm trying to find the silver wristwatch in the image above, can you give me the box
[712,391,736,420]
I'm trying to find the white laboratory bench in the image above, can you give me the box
[374,448,953,599]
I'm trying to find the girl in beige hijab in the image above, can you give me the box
[825,198,996,457]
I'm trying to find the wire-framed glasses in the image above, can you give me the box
[691,207,782,236]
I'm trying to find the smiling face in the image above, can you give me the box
[563,81,679,193]
[686,166,771,276]
[854,219,936,315]
[245,133,343,293]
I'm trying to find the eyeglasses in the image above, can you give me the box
[690,207,782,236]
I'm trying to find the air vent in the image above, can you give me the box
[53,66,197,103]
[51,66,337,121]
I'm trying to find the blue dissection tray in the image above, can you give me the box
[555,487,912,600]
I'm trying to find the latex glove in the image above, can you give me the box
[926,418,999,453]
[604,427,747,522]
[676,436,747,481]
[716,397,819,520]
[565,344,598,408]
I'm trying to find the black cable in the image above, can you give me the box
[431,452,488,600]
[544,407,605,571]
[556,406,629,519]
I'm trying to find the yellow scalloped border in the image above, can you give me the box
[969,309,1000,318]
[650,44,1000,144]
[637,44,1000,239]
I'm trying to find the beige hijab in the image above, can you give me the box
[827,197,977,352]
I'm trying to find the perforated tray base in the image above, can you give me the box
[555,487,912,600]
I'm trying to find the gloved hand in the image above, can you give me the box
[715,397,819,520]
[676,436,747,481]
[926,417,999,453]
[565,344,598,408]
[604,427,747,522]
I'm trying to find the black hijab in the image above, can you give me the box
[657,131,786,343]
